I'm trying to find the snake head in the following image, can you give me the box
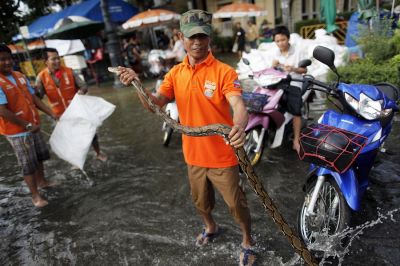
[107,67,121,75]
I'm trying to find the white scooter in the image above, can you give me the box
[162,100,179,146]
[150,60,179,147]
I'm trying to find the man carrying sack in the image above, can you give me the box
[36,48,107,162]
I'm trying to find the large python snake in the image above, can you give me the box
[108,67,318,266]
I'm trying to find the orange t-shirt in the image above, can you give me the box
[158,52,242,168]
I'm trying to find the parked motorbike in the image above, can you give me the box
[149,55,180,147]
[162,101,179,146]
[242,58,312,165]
[296,46,399,246]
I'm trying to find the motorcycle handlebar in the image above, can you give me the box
[246,67,337,95]
[290,75,336,95]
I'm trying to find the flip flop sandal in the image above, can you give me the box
[195,227,221,246]
[240,246,256,266]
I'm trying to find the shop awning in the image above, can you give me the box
[13,0,138,41]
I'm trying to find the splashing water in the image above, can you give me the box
[282,208,400,265]
[80,170,95,187]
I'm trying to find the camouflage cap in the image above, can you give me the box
[180,10,212,38]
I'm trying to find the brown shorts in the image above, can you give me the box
[187,165,250,225]
[6,132,50,176]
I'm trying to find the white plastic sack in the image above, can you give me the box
[49,95,116,169]
[237,32,349,84]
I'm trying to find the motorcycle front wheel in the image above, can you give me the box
[244,127,266,166]
[297,177,351,246]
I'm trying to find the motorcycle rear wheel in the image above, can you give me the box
[297,177,351,246]
[244,127,266,166]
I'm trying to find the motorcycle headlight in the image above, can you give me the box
[344,92,391,120]
[344,93,359,111]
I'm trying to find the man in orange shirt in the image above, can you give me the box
[36,48,107,162]
[117,10,256,266]
[0,44,58,207]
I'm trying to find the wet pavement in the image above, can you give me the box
[1,68,400,265]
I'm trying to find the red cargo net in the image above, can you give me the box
[299,123,369,173]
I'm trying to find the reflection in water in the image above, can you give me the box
[0,85,399,265]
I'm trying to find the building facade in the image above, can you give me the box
[207,0,358,36]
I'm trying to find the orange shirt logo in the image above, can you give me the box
[18,77,26,85]
[204,80,216,98]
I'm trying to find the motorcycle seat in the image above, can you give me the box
[374,82,399,101]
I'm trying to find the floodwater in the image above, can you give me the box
[1,78,400,265]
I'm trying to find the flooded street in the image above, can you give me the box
[1,75,400,265]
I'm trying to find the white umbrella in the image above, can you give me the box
[122,9,180,29]
[214,3,267,19]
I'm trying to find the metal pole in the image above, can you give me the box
[150,28,158,49]
[16,23,36,77]
[191,0,198,9]
[100,0,123,88]
[391,0,395,17]
[281,0,290,27]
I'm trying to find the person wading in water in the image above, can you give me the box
[36,47,107,162]
[0,44,58,207]
[116,9,256,266]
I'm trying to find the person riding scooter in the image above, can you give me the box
[271,26,307,152]
[242,58,311,165]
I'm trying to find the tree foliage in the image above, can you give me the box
[334,58,400,87]
[357,18,397,64]
[0,1,23,43]
[0,0,79,43]
[328,19,400,87]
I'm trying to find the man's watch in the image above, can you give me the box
[25,123,33,131]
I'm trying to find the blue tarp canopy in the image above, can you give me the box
[345,10,400,47]
[344,12,364,47]
[14,0,138,41]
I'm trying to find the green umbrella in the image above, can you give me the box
[45,20,104,40]
[358,0,377,20]
[320,0,338,33]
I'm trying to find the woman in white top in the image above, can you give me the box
[170,34,186,62]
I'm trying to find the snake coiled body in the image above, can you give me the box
[108,67,318,266]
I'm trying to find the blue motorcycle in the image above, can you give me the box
[295,46,399,245]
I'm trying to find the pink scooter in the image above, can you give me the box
[242,58,312,165]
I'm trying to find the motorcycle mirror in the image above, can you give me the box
[242,58,250,65]
[313,46,335,67]
[313,46,340,80]
[298,59,311,68]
